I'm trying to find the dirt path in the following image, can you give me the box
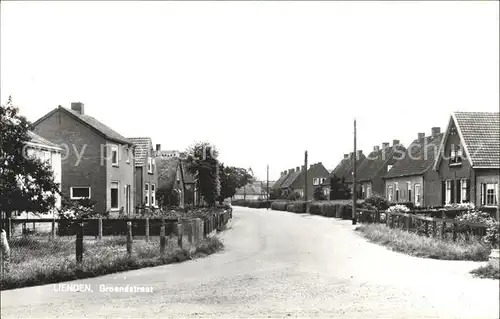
[1,207,498,318]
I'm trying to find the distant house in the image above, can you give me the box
[383,128,443,207]
[32,102,135,216]
[273,170,291,192]
[157,154,197,207]
[127,138,159,210]
[434,112,499,214]
[356,140,406,199]
[233,180,274,200]
[279,167,304,197]
[322,151,366,198]
[290,162,329,199]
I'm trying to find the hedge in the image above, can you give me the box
[231,200,273,209]
[271,201,288,211]
[286,201,306,214]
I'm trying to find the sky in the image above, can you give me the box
[1,1,499,182]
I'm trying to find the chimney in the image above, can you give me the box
[418,132,425,139]
[431,127,441,137]
[296,166,300,172]
[393,139,400,146]
[382,142,390,149]
[309,164,314,169]
[374,145,380,152]
[289,168,295,173]
[344,153,349,159]
[156,144,161,151]
[71,102,84,115]
[357,150,363,155]
[317,162,322,166]
[302,165,305,171]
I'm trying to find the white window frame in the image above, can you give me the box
[151,183,156,207]
[461,179,468,203]
[445,180,452,204]
[313,178,319,186]
[366,185,371,198]
[407,182,412,201]
[147,157,153,174]
[110,182,119,210]
[387,185,393,202]
[414,184,421,206]
[486,183,498,206]
[144,183,150,206]
[125,148,130,164]
[111,145,119,167]
[70,186,91,199]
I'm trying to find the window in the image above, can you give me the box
[450,145,463,166]
[125,148,130,164]
[414,184,421,206]
[461,179,468,203]
[323,188,330,197]
[70,187,91,199]
[387,164,393,172]
[147,157,153,174]
[111,145,119,166]
[387,186,393,202]
[151,184,156,207]
[395,182,399,202]
[482,183,498,206]
[313,178,319,186]
[445,180,452,204]
[111,182,119,210]
[407,182,412,202]
[366,185,371,198]
[144,183,150,206]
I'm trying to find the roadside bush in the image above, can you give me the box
[271,201,287,211]
[390,201,415,210]
[309,202,324,215]
[231,200,246,206]
[287,192,302,201]
[363,195,389,211]
[286,201,306,214]
[455,210,500,249]
[322,202,336,217]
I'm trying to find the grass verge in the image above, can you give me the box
[355,224,490,261]
[0,235,223,291]
[470,264,500,280]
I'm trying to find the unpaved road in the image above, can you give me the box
[1,207,499,318]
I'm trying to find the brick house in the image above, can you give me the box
[433,112,499,216]
[290,162,330,200]
[383,128,444,207]
[127,138,159,210]
[322,151,366,199]
[157,153,197,207]
[273,170,291,194]
[32,102,135,215]
[279,166,304,198]
[356,140,406,199]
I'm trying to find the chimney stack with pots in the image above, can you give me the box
[382,142,390,149]
[71,102,84,115]
[374,145,380,152]
[393,139,400,146]
[418,132,425,139]
[156,144,161,151]
[344,153,349,159]
[296,166,300,172]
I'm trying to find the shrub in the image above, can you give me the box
[286,201,306,214]
[363,195,389,211]
[390,201,415,210]
[386,204,410,214]
[271,201,287,211]
[287,192,301,201]
[322,202,337,217]
[309,202,324,215]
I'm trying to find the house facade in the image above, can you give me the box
[128,138,159,210]
[157,155,197,207]
[356,140,406,199]
[322,151,366,199]
[383,128,443,207]
[32,102,136,216]
[434,112,499,216]
[290,162,329,200]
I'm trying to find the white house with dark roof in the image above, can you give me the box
[434,112,499,218]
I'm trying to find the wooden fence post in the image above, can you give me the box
[425,220,429,237]
[160,224,165,256]
[145,217,150,242]
[432,221,437,238]
[51,218,56,240]
[76,222,83,264]
[126,221,132,256]
[452,223,457,242]
[98,217,103,240]
[441,222,446,240]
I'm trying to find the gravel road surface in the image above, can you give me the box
[1,206,499,318]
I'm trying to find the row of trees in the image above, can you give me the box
[184,142,253,206]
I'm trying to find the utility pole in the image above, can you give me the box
[352,118,357,225]
[266,165,269,208]
[304,151,308,212]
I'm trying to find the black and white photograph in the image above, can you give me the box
[1,0,499,318]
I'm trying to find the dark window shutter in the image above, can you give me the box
[465,179,471,202]
[457,180,461,203]
[409,189,412,202]
[450,180,455,203]
[441,181,446,205]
